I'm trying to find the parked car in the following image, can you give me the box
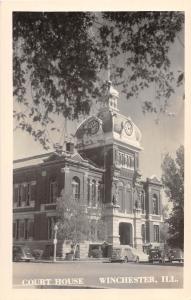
[122,246,148,263]
[168,248,184,263]
[148,249,162,263]
[13,245,35,262]
[109,248,125,263]
[160,250,169,263]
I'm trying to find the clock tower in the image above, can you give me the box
[75,81,144,249]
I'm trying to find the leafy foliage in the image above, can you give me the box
[161,145,184,249]
[56,191,90,243]
[56,191,106,244]
[13,12,184,149]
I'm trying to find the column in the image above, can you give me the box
[83,172,89,206]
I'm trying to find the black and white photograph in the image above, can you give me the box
[11,10,185,290]
[1,2,191,298]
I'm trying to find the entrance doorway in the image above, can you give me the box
[119,222,132,245]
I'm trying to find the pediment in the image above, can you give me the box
[149,175,161,184]
[70,153,88,163]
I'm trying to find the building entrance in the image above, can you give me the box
[119,222,132,245]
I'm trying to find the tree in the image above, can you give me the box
[56,191,90,244]
[56,190,106,245]
[13,12,184,149]
[161,145,184,249]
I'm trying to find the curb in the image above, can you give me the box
[29,259,110,263]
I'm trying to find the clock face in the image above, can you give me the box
[124,120,133,136]
[88,119,99,135]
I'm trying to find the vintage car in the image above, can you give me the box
[148,249,162,263]
[122,246,149,263]
[168,248,184,263]
[109,248,126,263]
[13,245,35,262]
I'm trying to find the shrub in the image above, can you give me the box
[90,248,102,258]
[32,249,44,260]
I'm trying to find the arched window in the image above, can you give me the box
[141,191,145,214]
[152,194,159,215]
[72,177,80,201]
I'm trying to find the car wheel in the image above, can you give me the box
[136,256,139,263]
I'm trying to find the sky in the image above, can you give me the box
[13,17,184,181]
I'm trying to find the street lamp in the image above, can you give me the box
[53,224,58,262]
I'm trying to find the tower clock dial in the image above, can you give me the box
[124,120,133,136]
[88,119,99,135]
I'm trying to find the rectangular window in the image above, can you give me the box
[13,185,18,205]
[24,219,29,240]
[141,192,145,214]
[152,195,159,215]
[18,185,22,207]
[50,180,58,203]
[19,221,25,239]
[16,220,19,239]
[26,183,31,206]
[28,220,34,239]
[154,225,160,242]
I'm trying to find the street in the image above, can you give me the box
[13,261,183,289]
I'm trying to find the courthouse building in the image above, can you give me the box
[13,81,164,257]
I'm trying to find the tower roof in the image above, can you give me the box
[99,81,119,112]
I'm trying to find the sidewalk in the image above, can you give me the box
[32,257,110,263]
